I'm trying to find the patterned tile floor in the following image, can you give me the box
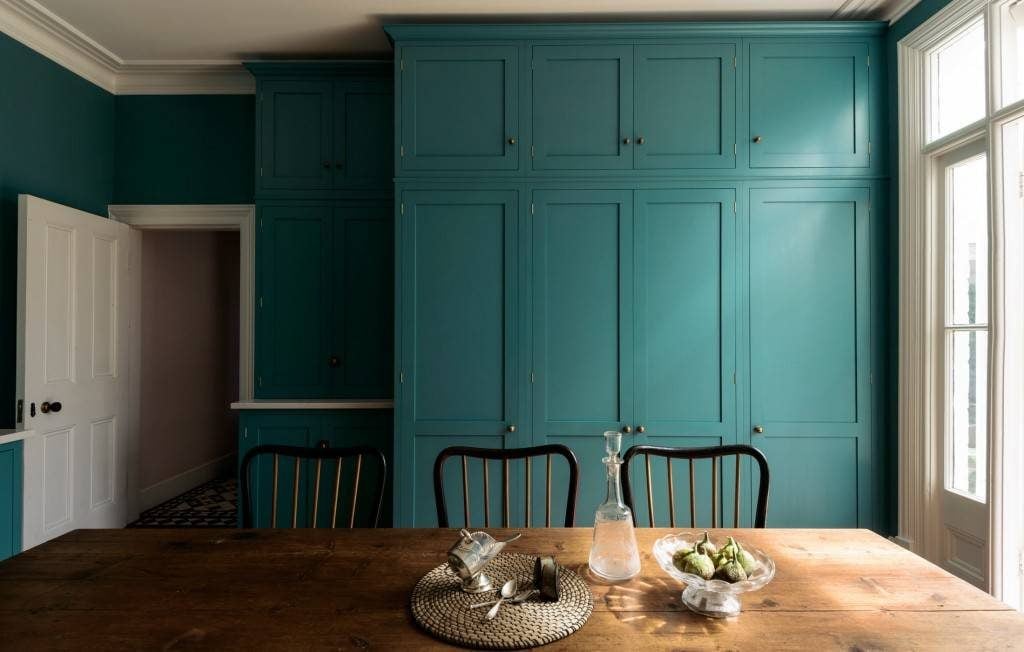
[128,477,238,528]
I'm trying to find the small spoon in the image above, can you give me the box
[470,588,538,609]
[485,579,517,621]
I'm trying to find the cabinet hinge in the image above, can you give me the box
[400,371,405,383]
[400,202,405,215]
[531,371,535,384]
[733,201,737,215]
[867,55,871,69]
[732,372,736,385]
[243,427,248,440]
[400,144,405,158]
[259,218,263,230]
[867,141,872,156]
[400,58,405,72]
[733,56,737,69]
[257,376,263,387]
[258,296,264,309]
[260,166,263,177]
[530,145,535,159]
[733,143,737,156]
[530,203,535,215]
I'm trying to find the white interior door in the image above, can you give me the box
[16,195,132,549]
[935,140,990,590]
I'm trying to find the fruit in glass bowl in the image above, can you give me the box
[653,532,776,618]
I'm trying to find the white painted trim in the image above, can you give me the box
[108,204,255,404]
[136,452,236,514]
[231,400,394,410]
[0,429,34,446]
[0,0,253,94]
[832,0,891,19]
[887,0,925,23]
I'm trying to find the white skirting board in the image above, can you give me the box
[135,453,236,515]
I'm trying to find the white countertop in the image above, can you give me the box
[231,399,393,410]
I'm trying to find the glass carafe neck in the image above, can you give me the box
[603,456,625,506]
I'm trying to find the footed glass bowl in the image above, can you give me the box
[652,532,776,618]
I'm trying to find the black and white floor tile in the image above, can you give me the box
[128,477,238,528]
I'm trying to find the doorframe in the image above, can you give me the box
[107,204,255,402]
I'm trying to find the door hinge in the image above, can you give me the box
[530,145,535,159]
[733,201,737,215]
[866,55,870,69]
[400,58,405,72]
[867,141,872,156]
[260,166,263,177]
[530,203,535,215]
[531,371,535,384]
[400,202,405,215]
[15,399,23,424]
[257,376,263,387]
[258,296,264,309]
[733,56,737,69]
[733,143,737,156]
[1018,171,1024,199]
[259,218,263,230]
[732,372,736,385]
[400,144,405,158]
[243,427,248,440]
[400,371,405,383]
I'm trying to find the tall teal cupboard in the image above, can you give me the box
[387,22,889,531]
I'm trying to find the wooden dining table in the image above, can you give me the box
[1,527,1022,650]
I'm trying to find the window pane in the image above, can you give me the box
[930,20,986,141]
[949,154,988,325]
[948,330,988,501]
[1001,2,1024,106]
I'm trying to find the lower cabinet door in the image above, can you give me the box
[411,435,506,528]
[747,186,871,527]
[238,413,319,527]
[319,412,393,527]
[0,442,23,560]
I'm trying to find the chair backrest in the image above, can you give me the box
[240,443,387,528]
[433,445,580,528]
[621,444,770,528]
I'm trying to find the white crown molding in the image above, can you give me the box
[885,0,925,24]
[831,0,922,21]
[0,0,254,94]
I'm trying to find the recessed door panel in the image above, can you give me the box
[412,435,505,527]
[260,81,333,189]
[334,82,393,187]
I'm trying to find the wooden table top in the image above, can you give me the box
[1,528,1021,650]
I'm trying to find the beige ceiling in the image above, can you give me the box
[33,0,892,62]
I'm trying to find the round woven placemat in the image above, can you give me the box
[411,553,593,650]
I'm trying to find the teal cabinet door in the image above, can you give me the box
[319,411,393,527]
[330,202,394,398]
[532,189,634,443]
[635,45,737,170]
[239,413,319,527]
[259,80,333,190]
[400,46,519,171]
[531,46,633,171]
[256,204,331,398]
[0,442,22,560]
[748,42,870,169]
[748,187,871,527]
[411,435,507,528]
[397,190,518,524]
[333,80,393,188]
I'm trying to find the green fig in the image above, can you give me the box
[718,536,740,560]
[671,546,694,572]
[694,531,718,557]
[714,558,748,583]
[682,551,715,580]
[734,541,759,576]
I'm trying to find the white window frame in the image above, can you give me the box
[899,0,1024,607]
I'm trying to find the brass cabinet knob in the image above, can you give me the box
[636,425,646,433]
[623,137,631,145]
[508,137,516,145]
[637,136,646,145]
[752,136,763,144]
[752,425,765,434]
[623,425,633,433]
[507,424,516,433]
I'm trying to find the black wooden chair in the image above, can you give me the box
[240,443,387,528]
[433,445,580,528]
[621,444,770,528]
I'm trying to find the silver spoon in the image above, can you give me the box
[485,579,517,621]
[470,588,538,609]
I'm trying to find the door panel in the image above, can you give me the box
[330,202,394,398]
[256,204,331,398]
[635,189,736,438]
[240,414,317,528]
[0,442,22,560]
[748,187,870,528]
[532,45,633,170]
[334,81,393,187]
[636,44,736,169]
[749,42,869,168]
[319,412,393,527]
[400,46,518,171]
[260,81,333,189]
[532,189,633,439]
[401,190,517,437]
[412,435,505,527]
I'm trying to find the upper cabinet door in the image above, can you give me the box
[748,42,870,169]
[532,45,634,171]
[333,81,393,188]
[399,46,519,171]
[259,81,333,190]
[635,44,737,170]
[255,204,332,398]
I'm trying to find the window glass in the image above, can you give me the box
[949,330,988,500]
[1000,2,1024,106]
[930,20,986,141]
[949,155,989,325]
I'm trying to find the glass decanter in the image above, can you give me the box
[588,431,641,581]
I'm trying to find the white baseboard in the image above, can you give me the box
[136,453,236,514]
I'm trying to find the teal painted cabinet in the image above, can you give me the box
[399,46,519,172]
[256,201,393,399]
[333,80,394,187]
[531,46,633,170]
[238,410,393,527]
[258,81,334,191]
[748,41,870,169]
[635,44,736,170]
[747,186,871,527]
[0,441,22,560]
[396,189,520,525]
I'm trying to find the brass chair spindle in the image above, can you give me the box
[545,454,552,528]
[645,454,655,527]
[291,457,301,528]
[710,457,718,528]
[525,457,531,528]
[734,455,741,528]
[503,459,510,527]
[348,454,362,529]
[688,458,696,528]
[667,457,676,529]
[483,460,490,527]
[462,455,470,528]
[330,457,343,528]
[272,454,280,528]
[312,458,323,528]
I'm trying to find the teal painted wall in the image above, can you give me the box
[114,95,254,204]
[884,0,954,534]
[0,32,115,429]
